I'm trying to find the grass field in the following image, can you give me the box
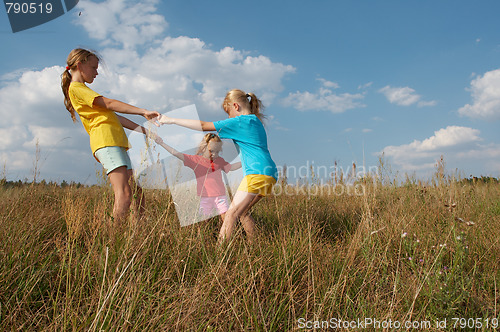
[0,171,499,331]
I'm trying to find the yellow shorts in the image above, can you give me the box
[237,174,277,196]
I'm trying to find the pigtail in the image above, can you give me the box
[61,68,76,122]
[246,92,265,121]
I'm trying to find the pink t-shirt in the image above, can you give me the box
[183,154,231,197]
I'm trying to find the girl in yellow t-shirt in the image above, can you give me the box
[61,48,161,226]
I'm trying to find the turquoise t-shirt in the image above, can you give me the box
[214,115,277,179]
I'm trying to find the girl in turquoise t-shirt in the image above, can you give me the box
[158,89,277,243]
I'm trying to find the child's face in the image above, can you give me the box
[224,101,239,118]
[78,55,99,84]
[204,141,222,159]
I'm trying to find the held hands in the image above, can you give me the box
[143,110,162,127]
[141,113,172,144]
[141,110,172,127]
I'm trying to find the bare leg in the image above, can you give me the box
[128,169,145,222]
[237,194,261,241]
[240,211,258,241]
[107,166,133,234]
[219,191,262,243]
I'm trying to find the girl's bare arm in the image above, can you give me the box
[158,115,215,131]
[154,137,184,161]
[94,96,161,126]
[229,162,242,171]
[116,115,159,137]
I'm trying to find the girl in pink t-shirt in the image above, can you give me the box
[155,133,241,221]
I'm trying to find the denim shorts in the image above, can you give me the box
[94,146,132,175]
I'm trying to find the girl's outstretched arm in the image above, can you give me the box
[158,115,215,131]
[154,137,184,161]
[117,114,145,132]
[116,115,159,139]
[94,96,161,126]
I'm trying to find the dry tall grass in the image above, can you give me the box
[0,174,499,331]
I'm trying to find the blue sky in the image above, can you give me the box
[1,0,500,184]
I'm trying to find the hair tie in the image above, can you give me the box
[246,93,250,98]
[65,66,70,71]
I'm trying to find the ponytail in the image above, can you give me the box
[61,48,100,123]
[246,92,265,121]
[61,68,76,122]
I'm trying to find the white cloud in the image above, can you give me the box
[0,126,29,149]
[0,66,63,126]
[379,86,419,106]
[282,79,365,113]
[75,0,167,49]
[458,68,500,120]
[358,82,373,90]
[0,150,33,171]
[23,126,75,149]
[417,126,481,151]
[265,115,290,131]
[379,126,499,176]
[379,85,435,107]
[317,78,339,89]
[382,126,481,157]
[417,100,437,107]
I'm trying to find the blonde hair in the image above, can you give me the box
[222,89,265,121]
[61,48,101,122]
[196,133,222,155]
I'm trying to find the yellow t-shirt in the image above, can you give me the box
[68,82,129,155]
